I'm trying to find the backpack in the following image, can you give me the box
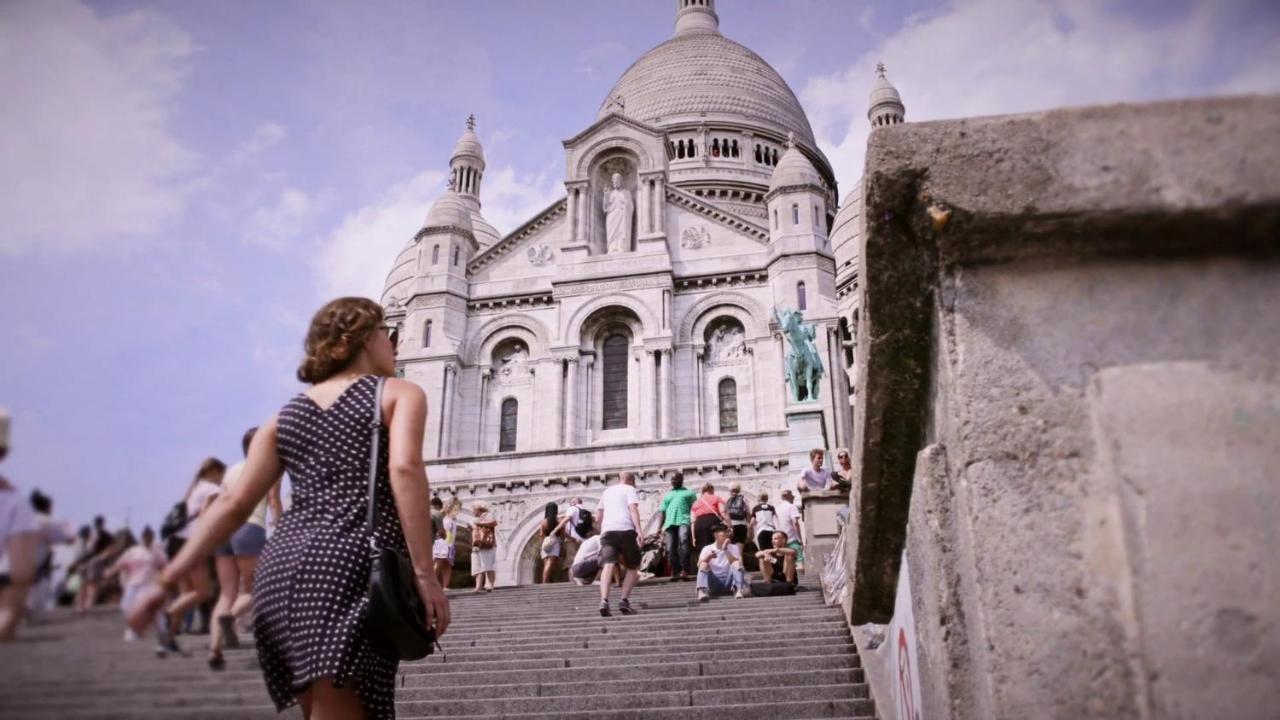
[159,501,188,541]
[473,522,495,550]
[727,493,749,521]
[573,508,594,538]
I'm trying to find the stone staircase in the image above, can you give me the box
[0,580,873,719]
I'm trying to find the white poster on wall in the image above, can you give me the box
[891,551,925,720]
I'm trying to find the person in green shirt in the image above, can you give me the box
[657,472,697,581]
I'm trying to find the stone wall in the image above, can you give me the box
[846,95,1280,719]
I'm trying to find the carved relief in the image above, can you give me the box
[681,225,712,249]
[706,319,748,365]
[527,244,554,266]
[554,274,670,298]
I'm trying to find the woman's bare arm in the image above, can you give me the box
[384,379,435,576]
[384,378,451,635]
[158,417,284,586]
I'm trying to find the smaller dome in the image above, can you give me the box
[769,134,823,192]
[380,239,417,305]
[451,115,485,165]
[868,62,905,120]
[471,211,500,246]
[423,192,473,232]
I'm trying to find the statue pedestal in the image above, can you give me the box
[785,402,828,485]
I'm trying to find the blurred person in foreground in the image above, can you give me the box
[0,409,40,640]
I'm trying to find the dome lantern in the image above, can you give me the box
[449,114,486,204]
[868,62,906,128]
[674,0,719,37]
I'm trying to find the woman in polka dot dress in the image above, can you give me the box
[130,297,451,719]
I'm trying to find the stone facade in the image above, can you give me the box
[378,0,879,586]
[847,95,1280,720]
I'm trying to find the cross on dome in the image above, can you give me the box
[466,114,476,131]
[446,175,457,192]
[876,61,887,77]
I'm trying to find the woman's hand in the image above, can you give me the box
[125,581,169,636]
[414,571,451,638]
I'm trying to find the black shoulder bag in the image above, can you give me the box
[364,377,438,660]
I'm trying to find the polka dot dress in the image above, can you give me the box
[253,375,407,718]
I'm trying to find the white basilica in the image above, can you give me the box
[380,0,906,585]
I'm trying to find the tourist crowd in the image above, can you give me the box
[0,296,851,719]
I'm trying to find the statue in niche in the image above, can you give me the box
[498,343,528,378]
[774,307,824,403]
[602,172,634,254]
[708,323,747,362]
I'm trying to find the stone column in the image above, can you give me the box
[659,348,672,438]
[637,179,649,239]
[647,350,660,439]
[566,189,578,244]
[476,367,491,454]
[438,363,455,457]
[579,186,591,249]
[694,347,705,436]
[564,357,578,448]
[582,355,595,442]
[654,176,665,232]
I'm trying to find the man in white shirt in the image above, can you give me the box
[696,523,746,601]
[569,534,602,586]
[775,489,806,570]
[595,472,644,616]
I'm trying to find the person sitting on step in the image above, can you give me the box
[695,524,746,602]
[569,534,601,586]
[756,530,798,585]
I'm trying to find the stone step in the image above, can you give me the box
[1,674,870,714]
[0,667,867,708]
[0,580,867,719]
[22,697,873,720]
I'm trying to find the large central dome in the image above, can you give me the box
[597,16,816,148]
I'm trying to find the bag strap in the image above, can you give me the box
[366,377,386,547]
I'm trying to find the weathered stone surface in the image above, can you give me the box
[848,94,1280,720]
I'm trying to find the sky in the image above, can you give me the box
[1,0,1277,531]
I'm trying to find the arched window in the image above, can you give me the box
[813,204,820,227]
[731,140,739,158]
[773,209,778,229]
[754,144,762,163]
[792,203,799,226]
[718,378,738,434]
[498,398,517,452]
[797,281,807,311]
[711,138,720,157]
[690,141,696,158]
[431,244,439,265]
[602,334,629,430]
[452,246,460,266]
[422,320,432,348]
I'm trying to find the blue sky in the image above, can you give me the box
[1,0,1276,531]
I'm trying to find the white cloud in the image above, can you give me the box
[231,122,287,165]
[480,165,564,236]
[315,170,444,299]
[245,188,324,250]
[802,0,1278,194]
[0,0,198,254]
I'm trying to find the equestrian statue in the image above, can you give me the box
[774,306,825,403]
